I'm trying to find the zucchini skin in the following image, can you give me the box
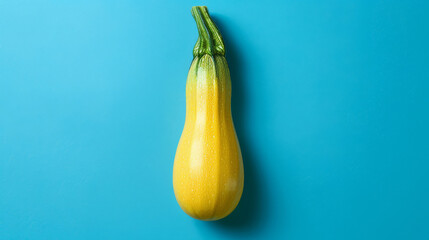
[173,7,244,221]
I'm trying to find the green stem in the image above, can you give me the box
[191,6,225,57]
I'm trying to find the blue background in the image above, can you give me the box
[1,0,428,239]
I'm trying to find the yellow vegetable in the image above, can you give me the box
[173,6,244,221]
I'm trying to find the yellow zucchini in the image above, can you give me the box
[173,6,244,221]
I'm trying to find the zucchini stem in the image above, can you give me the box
[191,6,225,57]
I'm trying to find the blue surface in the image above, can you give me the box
[1,1,428,239]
